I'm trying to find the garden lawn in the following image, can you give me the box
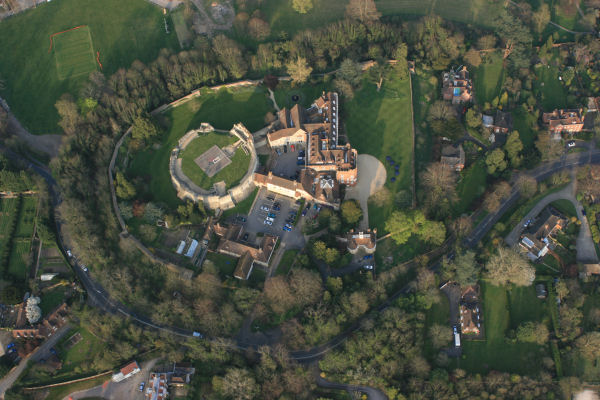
[127,86,273,208]
[273,80,333,109]
[534,63,567,110]
[221,188,258,219]
[0,198,19,258]
[512,107,538,149]
[457,282,549,375]
[7,239,31,281]
[474,51,504,105]
[345,72,413,232]
[412,69,437,178]
[205,251,238,278]
[14,196,37,238]
[43,375,109,400]
[424,295,450,358]
[180,133,250,191]
[276,249,298,276]
[0,0,179,134]
[550,199,577,217]
[58,328,106,376]
[455,159,487,215]
[40,286,67,316]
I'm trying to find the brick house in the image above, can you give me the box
[542,109,584,137]
[442,66,473,104]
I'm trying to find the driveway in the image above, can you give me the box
[504,177,599,263]
[0,324,71,399]
[63,358,160,400]
[344,154,386,230]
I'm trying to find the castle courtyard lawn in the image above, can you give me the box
[0,0,179,134]
[127,86,273,208]
[180,132,250,191]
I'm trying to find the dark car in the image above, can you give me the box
[49,347,57,355]
[242,233,249,241]
[299,150,305,157]
[236,216,247,223]
[283,145,288,153]
[301,208,308,217]
[268,212,277,218]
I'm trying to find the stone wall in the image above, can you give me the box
[169,123,258,211]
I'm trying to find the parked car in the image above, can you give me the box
[272,204,281,211]
[7,343,15,349]
[49,347,57,355]
[260,205,270,212]
[301,208,308,217]
[192,331,203,338]
[567,141,576,148]
[81,265,88,273]
[363,255,373,260]
[139,382,146,392]
[299,150,305,157]
[266,217,275,223]
[236,216,247,223]
[276,148,282,155]
[283,145,288,153]
[264,219,273,225]
[363,265,374,270]
[283,225,292,232]
[66,249,72,258]
[297,159,305,165]
[268,212,277,218]
[242,233,249,241]
[291,144,295,152]
[267,195,275,201]
[452,325,458,335]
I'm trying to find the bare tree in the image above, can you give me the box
[485,247,535,287]
[420,162,457,211]
[286,56,312,85]
[345,0,381,23]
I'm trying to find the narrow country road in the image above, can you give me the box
[316,374,388,400]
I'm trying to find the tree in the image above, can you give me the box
[420,162,457,215]
[337,59,363,87]
[485,247,535,287]
[333,79,354,100]
[291,0,313,14]
[559,305,583,341]
[576,332,600,360]
[532,3,551,34]
[340,200,362,225]
[465,108,482,129]
[216,368,258,400]
[264,277,294,315]
[345,0,380,23]
[516,175,537,199]
[25,296,42,324]
[286,57,312,85]
[212,35,247,79]
[464,49,482,67]
[392,43,409,79]
[131,116,160,142]
[555,280,569,302]
[429,324,452,348]
[367,62,388,91]
[536,131,563,161]
[485,148,507,174]
[289,269,322,306]
[427,100,455,122]
[494,11,532,69]
[516,321,549,344]
[115,172,136,200]
[504,131,523,166]
[248,17,270,40]
[443,251,479,287]
[385,210,446,246]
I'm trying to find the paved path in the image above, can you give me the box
[315,374,388,400]
[267,88,280,112]
[145,0,182,10]
[344,154,386,230]
[0,324,71,399]
[62,358,159,400]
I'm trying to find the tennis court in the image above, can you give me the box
[52,26,97,80]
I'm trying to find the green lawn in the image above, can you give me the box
[412,69,437,181]
[127,86,273,208]
[550,199,577,217]
[58,328,106,376]
[273,81,333,110]
[345,72,413,233]
[40,286,67,316]
[0,0,178,134]
[261,0,501,38]
[474,51,505,105]
[221,188,258,219]
[205,251,238,278]
[533,63,567,110]
[171,8,192,49]
[277,249,298,276]
[0,198,19,259]
[180,132,250,190]
[14,196,37,238]
[7,239,31,281]
[455,159,487,214]
[512,107,538,149]
[53,25,97,80]
[457,282,549,375]
[424,295,450,358]
[43,375,109,400]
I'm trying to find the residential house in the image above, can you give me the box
[587,97,600,112]
[519,207,568,260]
[542,109,584,138]
[346,229,377,254]
[146,372,169,400]
[442,66,473,104]
[12,303,68,340]
[112,360,141,382]
[483,110,513,144]
[212,223,278,280]
[459,286,481,335]
[264,92,358,198]
[440,144,465,172]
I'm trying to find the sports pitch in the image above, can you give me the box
[52,26,97,80]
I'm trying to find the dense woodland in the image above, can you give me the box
[3,0,600,398]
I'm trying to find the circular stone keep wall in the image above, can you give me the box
[169,123,258,211]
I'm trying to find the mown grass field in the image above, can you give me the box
[0,0,179,134]
[533,63,567,110]
[474,51,505,105]
[180,132,250,191]
[127,86,273,208]
[14,196,37,238]
[343,72,413,233]
[7,239,31,281]
[457,282,550,374]
[261,0,503,37]
[53,25,97,80]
